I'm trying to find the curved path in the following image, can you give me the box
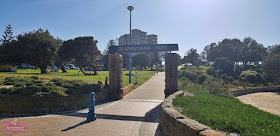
[237,92,280,116]
[0,72,165,136]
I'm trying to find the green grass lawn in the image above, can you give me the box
[0,69,155,88]
[173,85,280,136]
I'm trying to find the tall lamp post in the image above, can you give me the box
[127,6,134,83]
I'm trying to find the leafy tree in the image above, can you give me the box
[240,37,267,65]
[205,37,267,65]
[147,52,160,70]
[213,57,234,76]
[0,24,14,45]
[207,39,241,63]
[263,45,280,84]
[132,53,149,69]
[13,29,62,73]
[56,41,73,73]
[62,36,101,75]
[182,48,200,66]
[102,39,118,70]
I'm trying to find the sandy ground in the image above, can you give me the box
[237,92,280,116]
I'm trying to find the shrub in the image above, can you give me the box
[31,76,39,80]
[51,78,68,86]
[65,88,81,95]
[206,67,217,77]
[14,82,25,87]
[179,71,201,82]
[18,88,37,96]
[51,78,63,83]
[61,83,73,88]
[0,88,15,95]
[204,77,229,96]
[72,80,86,89]
[213,57,234,76]
[40,86,63,92]
[49,90,67,96]
[45,82,54,86]
[25,82,35,87]
[4,82,14,85]
[221,74,234,82]
[3,77,21,85]
[0,65,16,72]
[239,70,264,84]
[198,74,207,84]
[33,80,43,84]
[35,83,44,86]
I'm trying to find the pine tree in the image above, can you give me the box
[0,24,14,44]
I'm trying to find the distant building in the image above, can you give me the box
[148,34,158,44]
[119,29,158,46]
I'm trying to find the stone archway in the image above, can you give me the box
[108,44,179,100]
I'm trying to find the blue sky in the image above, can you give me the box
[0,0,279,56]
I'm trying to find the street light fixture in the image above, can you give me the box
[127,6,134,83]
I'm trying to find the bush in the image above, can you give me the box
[31,76,39,80]
[239,70,264,84]
[0,65,16,72]
[206,67,217,77]
[0,88,15,95]
[3,77,21,85]
[14,82,25,87]
[4,81,14,85]
[72,80,86,89]
[179,71,202,83]
[204,77,230,96]
[45,82,54,86]
[213,57,234,76]
[221,74,234,82]
[35,83,44,86]
[61,83,74,88]
[18,87,37,96]
[49,90,67,96]
[25,82,35,87]
[51,78,69,86]
[198,74,207,84]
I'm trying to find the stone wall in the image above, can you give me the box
[0,89,109,114]
[230,87,280,96]
[122,84,134,96]
[161,91,225,136]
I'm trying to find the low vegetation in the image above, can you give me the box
[0,76,94,96]
[0,69,156,96]
[175,65,280,135]
[173,85,280,136]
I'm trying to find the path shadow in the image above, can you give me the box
[61,104,162,123]
[60,103,162,132]
[139,104,162,136]
[61,120,89,131]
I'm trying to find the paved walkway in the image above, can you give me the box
[0,72,165,136]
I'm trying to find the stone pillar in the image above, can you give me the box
[164,53,178,98]
[109,54,123,100]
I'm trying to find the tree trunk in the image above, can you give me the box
[79,68,87,75]
[94,69,98,75]
[60,65,67,73]
[40,68,47,73]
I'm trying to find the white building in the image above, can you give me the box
[119,29,158,45]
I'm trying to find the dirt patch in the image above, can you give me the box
[237,92,280,116]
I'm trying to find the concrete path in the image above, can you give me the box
[0,72,165,136]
